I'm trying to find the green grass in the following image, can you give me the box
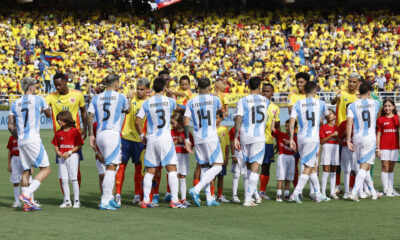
[1,130,400,239]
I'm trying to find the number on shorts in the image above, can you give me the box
[21,108,29,128]
[103,102,111,121]
[306,110,315,127]
[251,105,265,124]
[197,109,211,128]
[362,110,371,128]
[156,109,166,128]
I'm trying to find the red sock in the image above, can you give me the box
[166,173,170,193]
[336,173,341,186]
[293,158,299,187]
[115,162,127,195]
[134,164,143,195]
[193,178,200,187]
[59,179,64,194]
[217,188,223,198]
[259,175,270,192]
[349,175,355,188]
[210,184,215,196]
[77,165,81,188]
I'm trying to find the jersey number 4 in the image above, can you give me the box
[251,105,265,124]
[197,109,211,128]
[306,110,315,127]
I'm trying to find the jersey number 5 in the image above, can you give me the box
[103,103,111,121]
[197,109,211,128]
[306,110,315,127]
[251,105,265,124]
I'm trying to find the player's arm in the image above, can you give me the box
[79,106,88,140]
[54,146,62,158]
[289,117,297,151]
[234,115,242,151]
[376,129,382,158]
[320,131,338,144]
[123,92,133,114]
[346,117,354,151]
[135,116,146,145]
[331,91,341,105]
[183,116,193,154]
[7,149,12,173]
[87,112,96,148]
[224,145,229,166]
[42,108,51,118]
[62,145,82,159]
[7,115,18,140]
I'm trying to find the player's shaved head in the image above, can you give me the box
[197,77,211,89]
[248,77,261,90]
[304,81,317,94]
[153,77,166,93]
[359,82,372,95]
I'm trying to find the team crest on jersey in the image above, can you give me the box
[70,97,76,103]
[56,100,62,104]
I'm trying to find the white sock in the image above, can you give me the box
[321,172,329,196]
[71,180,80,202]
[26,180,41,196]
[330,172,336,195]
[309,180,315,195]
[381,172,388,191]
[344,171,350,193]
[167,171,179,202]
[309,173,321,194]
[29,175,32,184]
[293,174,309,196]
[243,172,249,196]
[61,178,71,202]
[21,187,28,196]
[13,186,20,202]
[194,166,222,193]
[351,169,367,195]
[143,173,154,203]
[232,172,240,196]
[179,178,187,200]
[277,189,282,195]
[101,170,116,205]
[204,183,213,202]
[388,172,394,191]
[364,173,377,195]
[245,172,259,202]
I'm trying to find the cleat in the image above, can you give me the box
[99,203,117,210]
[276,195,283,202]
[284,195,291,202]
[349,193,359,202]
[309,193,316,201]
[139,201,154,209]
[12,201,21,208]
[152,194,159,204]
[19,194,34,207]
[329,194,339,200]
[298,194,303,201]
[133,195,141,204]
[115,194,121,205]
[320,195,331,202]
[364,189,372,197]
[217,195,230,203]
[23,204,33,212]
[189,188,200,207]
[254,194,262,204]
[335,186,343,195]
[163,193,171,202]
[232,195,240,203]
[33,200,41,208]
[182,199,191,206]
[109,199,120,209]
[392,189,400,197]
[31,204,42,211]
[359,191,367,199]
[170,201,188,208]
[290,193,302,203]
[206,199,220,207]
[343,192,350,199]
[73,201,81,209]
[372,192,382,200]
[260,191,271,200]
[59,201,72,208]
[243,201,258,207]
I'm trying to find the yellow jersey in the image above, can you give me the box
[287,91,319,107]
[175,87,193,106]
[265,102,280,144]
[217,125,230,160]
[45,89,85,133]
[335,90,358,126]
[121,95,146,142]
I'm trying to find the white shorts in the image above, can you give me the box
[96,160,106,175]
[321,143,340,166]
[276,154,295,181]
[241,141,265,165]
[97,130,121,166]
[58,153,79,181]
[231,150,247,175]
[194,141,223,165]
[10,156,23,184]
[354,140,376,165]
[299,142,319,167]
[177,153,189,176]
[380,150,399,162]
[19,142,50,170]
[144,140,177,167]
[341,146,357,172]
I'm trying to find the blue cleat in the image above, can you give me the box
[290,193,302,204]
[170,201,188,208]
[99,203,118,210]
[206,199,220,207]
[163,193,171,202]
[109,199,121,209]
[153,195,160,204]
[19,194,34,207]
[189,188,200,207]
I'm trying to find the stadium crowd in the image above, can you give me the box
[0,7,400,104]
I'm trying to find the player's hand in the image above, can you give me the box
[56,151,63,158]
[332,131,339,137]
[185,140,193,154]
[232,156,238,163]
[234,138,241,151]
[97,153,105,163]
[81,128,87,140]
[375,149,381,159]
[7,164,11,173]
[141,136,147,145]
[347,141,354,152]
[178,136,184,143]
[126,91,133,100]
[89,135,97,148]
[290,140,296,151]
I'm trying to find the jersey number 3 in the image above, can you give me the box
[156,109,166,128]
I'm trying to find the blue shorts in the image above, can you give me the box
[217,165,227,177]
[121,138,145,164]
[263,144,275,164]
[56,149,83,163]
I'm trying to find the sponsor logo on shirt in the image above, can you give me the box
[60,144,75,149]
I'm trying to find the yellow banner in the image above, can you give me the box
[223,93,248,107]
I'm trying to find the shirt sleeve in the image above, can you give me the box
[87,99,95,114]
[215,96,222,110]
[235,99,244,117]
[9,102,16,116]
[275,106,280,121]
[75,129,84,146]
[41,96,49,111]
[51,133,58,146]
[78,93,85,108]
[122,95,129,111]
[184,101,192,118]
[290,102,298,119]
[136,102,146,119]
[321,101,329,116]
[7,137,12,150]
[347,103,354,118]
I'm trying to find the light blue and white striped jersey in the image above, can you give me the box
[9,94,49,145]
[184,94,221,144]
[88,90,129,134]
[235,94,270,144]
[290,97,329,145]
[347,98,380,142]
[137,95,176,143]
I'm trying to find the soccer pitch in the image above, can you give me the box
[1,130,400,239]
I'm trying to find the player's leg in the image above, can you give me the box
[276,155,285,202]
[131,142,145,204]
[193,163,201,186]
[285,155,295,201]
[320,144,331,198]
[293,154,300,187]
[388,150,398,196]
[381,159,390,195]
[217,166,228,202]
[260,144,273,199]
[291,165,311,203]
[153,166,162,203]
[210,178,216,199]
[59,158,71,208]
[68,153,80,208]
[115,139,131,204]
[10,156,22,208]
[96,160,105,196]
[244,142,264,206]
[142,167,156,207]
[231,160,240,202]
[350,142,372,201]
[341,147,351,198]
